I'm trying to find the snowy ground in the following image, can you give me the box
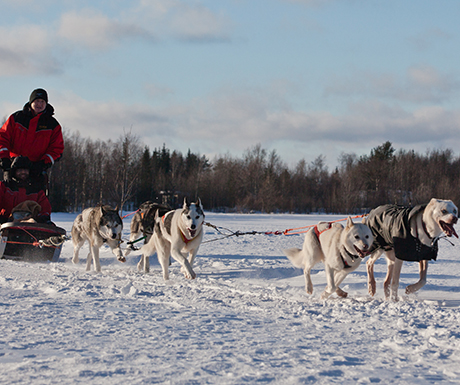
[1,212,460,384]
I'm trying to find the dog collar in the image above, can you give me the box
[180,230,194,244]
[416,219,438,246]
[340,246,358,269]
[420,220,432,240]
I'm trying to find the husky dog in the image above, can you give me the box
[138,198,205,280]
[284,217,374,299]
[71,205,125,272]
[125,201,172,256]
[365,198,458,300]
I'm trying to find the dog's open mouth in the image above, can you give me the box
[188,229,197,238]
[354,246,370,258]
[440,220,459,238]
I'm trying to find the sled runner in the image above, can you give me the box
[0,222,67,262]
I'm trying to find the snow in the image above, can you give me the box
[1,212,460,384]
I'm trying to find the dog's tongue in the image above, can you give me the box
[441,221,458,238]
[355,246,369,258]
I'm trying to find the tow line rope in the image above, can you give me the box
[121,209,139,220]
[202,222,277,244]
[125,214,370,246]
[202,214,368,244]
[283,213,368,235]
[2,226,68,249]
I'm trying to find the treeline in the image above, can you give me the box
[48,132,460,214]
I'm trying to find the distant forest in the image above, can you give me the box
[48,131,460,214]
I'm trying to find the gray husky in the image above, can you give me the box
[284,217,374,299]
[71,205,125,272]
[137,198,205,280]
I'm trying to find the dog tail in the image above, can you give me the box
[284,248,304,268]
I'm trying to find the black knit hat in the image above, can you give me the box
[11,156,32,171]
[29,88,48,104]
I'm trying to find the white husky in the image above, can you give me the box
[71,205,125,272]
[365,198,458,300]
[284,217,374,299]
[137,198,205,280]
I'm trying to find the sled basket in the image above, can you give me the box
[0,222,67,262]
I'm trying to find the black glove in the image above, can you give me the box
[37,215,52,224]
[43,161,52,170]
[0,157,11,171]
[30,160,48,174]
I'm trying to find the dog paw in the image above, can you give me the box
[336,288,348,298]
[405,285,417,295]
[183,270,196,279]
[118,256,126,263]
[368,282,376,297]
[384,287,391,299]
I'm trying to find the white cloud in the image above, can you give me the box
[57,9,155,51]
[0,25,61,75]
[324,66,460,104]
[126,0,232,42]
[170,5,232,42]
[53,85,460,169]
[0,1,232,77]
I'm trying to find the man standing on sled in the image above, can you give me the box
[0,88,64,193]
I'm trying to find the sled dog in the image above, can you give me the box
[138,198,205,280]
[125,201,172,256]
[365,198,458,300]
[284,217,374,299]
[71,205,125,272]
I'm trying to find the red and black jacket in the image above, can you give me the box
[0,103,64,165]
[0,180,52,223]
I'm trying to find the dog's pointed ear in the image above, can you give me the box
[183,197,190,208]
[100,205,106,215]
[346,216,354,229]
[196,197,203,209]
[362,216,366,224]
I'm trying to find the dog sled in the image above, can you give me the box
[0,222,67,262]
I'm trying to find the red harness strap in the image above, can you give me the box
[180,231,193,244]
[314,222,332,239]
[162,214,194,244]
[314,222,352,269]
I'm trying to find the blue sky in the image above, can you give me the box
[0,0,459,169]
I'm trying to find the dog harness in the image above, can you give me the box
[180,231,194,244]
[313,223,331,238]
[313,222,356,269]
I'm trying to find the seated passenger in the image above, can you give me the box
[0,156,52,224]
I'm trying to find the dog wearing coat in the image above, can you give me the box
[71,205,125,272]
[365,198,458,301]
[137,198,205,280]
[284,217,374,299]
[125,201,172,256]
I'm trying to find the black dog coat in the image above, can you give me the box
[366,204,438,262]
